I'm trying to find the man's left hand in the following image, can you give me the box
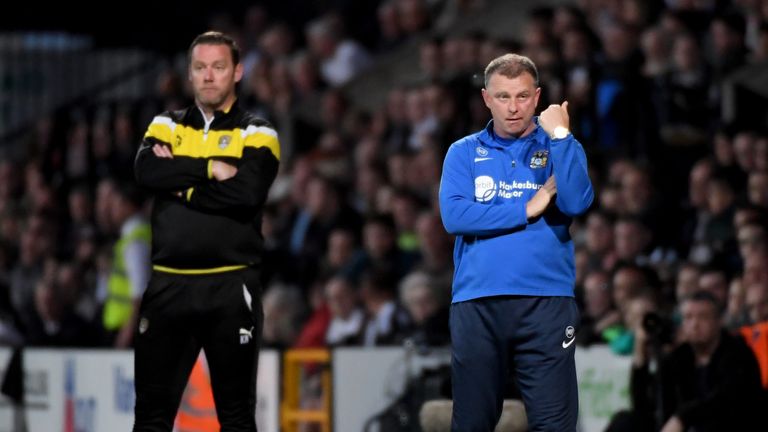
[152,144,174,159]
[538,101,570,138]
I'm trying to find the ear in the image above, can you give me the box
[534,87,541,107]
[481,88,491,109]
[234,63,244,83]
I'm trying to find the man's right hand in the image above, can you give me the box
[525,175,556,220]
[152,144,174,159]
[211,160,238,181]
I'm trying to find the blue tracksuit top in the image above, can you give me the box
[439,119,594,303]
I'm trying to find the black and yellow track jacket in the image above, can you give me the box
[134,102,279,274]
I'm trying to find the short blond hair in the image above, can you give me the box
[484,53,538,88]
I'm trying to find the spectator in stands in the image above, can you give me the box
[261,283,306,349]
[740,280,768,390]
[317,228,357,280]
[98,181,150,348]
[733,203,767,231]
[752,21,768,63]
[708,12,749,81]
[288,51,323,101]
[259,23,295,62]
[701,172,738,267]
[681,158,714,260]
[347,214,418,284]
[306,13,372,86]
[657,32,712,146]
[90,115,116,180]
[583,210,616,271]
[611,263,654,312]
[612,292,660,356]
[395,0,431,37]
[739,221,767,259]
[390,188,423,252]
[745,282,768,325]
[63,185,95,258]
[286,174,361,283]
[698,265,730,309]
[748,170,768,208]
[405,86,439,151]
[352,160,387,215]
[398,270,449,347]
[94,177,117,237]
[594,20,658,157]
[628,291,762,432]
[376,1,404,51]
[25,262,99,347]
[675,261,701,304]
[324,276,365,346]
[413,211,453,291]
[0,160,22,212]
[418,37,443,82]
[733,131,757,173]
[755,135,768,171]
[359,270,411,346]
[9,213,55,337]
[614,216,654,266]
[743,247,768,289]
[62,117,91,186]
[640,26,670,78]
[579,270,621,346]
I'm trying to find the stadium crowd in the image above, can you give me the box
[1,0,767,424]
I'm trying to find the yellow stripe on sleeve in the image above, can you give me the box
[144,115,176,144]
[242,125,280,161]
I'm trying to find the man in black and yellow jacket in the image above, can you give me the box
[132,31,279,432]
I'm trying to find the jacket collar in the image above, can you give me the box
[477,117,546,149]
[188,99,240,127]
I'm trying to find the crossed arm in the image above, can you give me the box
[134,139,279,212]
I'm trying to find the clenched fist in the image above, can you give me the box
[538,101,570,139]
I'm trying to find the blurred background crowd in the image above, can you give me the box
[0,0,767,392]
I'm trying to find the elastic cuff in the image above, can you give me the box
[207,160,214,179]
[550,134,573,143]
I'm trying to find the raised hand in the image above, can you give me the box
[538,101,570,138]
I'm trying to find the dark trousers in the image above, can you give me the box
[450,295,580,432]
[133,268,263,432]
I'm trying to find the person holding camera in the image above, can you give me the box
[626,291,763,432]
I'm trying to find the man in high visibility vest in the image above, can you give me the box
[740,281,768,389]
[101,181,150,348]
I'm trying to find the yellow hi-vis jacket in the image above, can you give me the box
[103,222,151,331]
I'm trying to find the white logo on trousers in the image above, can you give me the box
[240,327,254,344]
[562,326,575,348]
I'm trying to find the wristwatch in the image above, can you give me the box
[552,126,569,140]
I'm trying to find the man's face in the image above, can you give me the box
[481,72,540,139]
[745,285,768,324]
[681,299,721,347]
[189,43,242,112]
[325,278,355,319]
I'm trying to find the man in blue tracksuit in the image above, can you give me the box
[439,53,594,431]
